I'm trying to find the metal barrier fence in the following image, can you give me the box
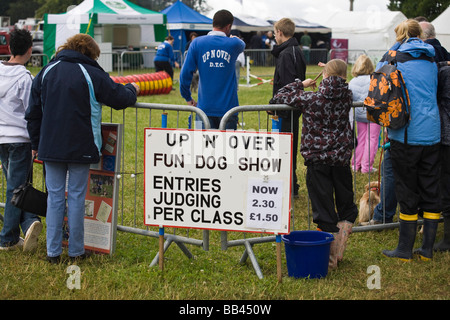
[244,48,330,68]
[104,103,212,265]
[0,50,182,77]
[216,102,400,278]
[112,48,386,79]
[0,48,384,79]
[112,49,183,76]
[1,100,429,277]
[239,48,386,69]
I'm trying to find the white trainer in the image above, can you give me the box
[0,238,24,251]
[23,221,43,252]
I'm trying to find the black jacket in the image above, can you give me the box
[425,38,450,63]
[271,37,306,96]
[438,65,450,146]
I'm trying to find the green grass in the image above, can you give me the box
[1,66,449,302]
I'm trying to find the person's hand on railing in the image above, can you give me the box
[187,99,197,107]
[130,82,140,95]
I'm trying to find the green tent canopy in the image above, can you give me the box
[44,0,167,64]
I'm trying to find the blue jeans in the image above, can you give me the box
[0,143,40,246]
[45,162,90,257]
[372,149,397,223]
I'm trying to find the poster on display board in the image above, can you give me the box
[63,123,122,255]
[330,38,349,63]
[144,128,293,235]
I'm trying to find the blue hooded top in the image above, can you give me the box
[179,31,245,117]
[154,40,177,66]
[377,38,440,146]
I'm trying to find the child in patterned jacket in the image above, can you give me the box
[270,59,358,270]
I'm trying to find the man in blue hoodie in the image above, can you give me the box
[154,35,180,80]
[0,29,43,252]
[180,10,245,129]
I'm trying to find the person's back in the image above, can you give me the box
[0,29,43,252]
[27,36,138,164]
[300,75,353,165]
[436,65,450,252]
[0,54,32,145]
[300,32,311,48]
[270,59,357,267]
[419,21,450,63]
[249,32,263,49]
[380,19,441,262]
[378,37,439,146]
[181,34,243,117]
[270,17,306,196]
[271,59,353,166]
[271,18,306,95]
[179,9,245,127]
[25,33,138,263]
[155,39,174,62]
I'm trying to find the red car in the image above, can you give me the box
[0,32,11,55]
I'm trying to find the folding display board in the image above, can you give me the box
[63,123,122,255]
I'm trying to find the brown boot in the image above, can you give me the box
[336,221,353,262]
[328,233,339,270]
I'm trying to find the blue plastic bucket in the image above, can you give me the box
[282,230,334,279]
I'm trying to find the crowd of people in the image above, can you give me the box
[178,11,450,269]
[0,9,449,272]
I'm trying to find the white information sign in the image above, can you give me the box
[246,178,283,230]
[144,128,292,234]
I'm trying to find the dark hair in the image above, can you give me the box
[9,29,32,56]
[165,35,174,41]
[213,10,234,29]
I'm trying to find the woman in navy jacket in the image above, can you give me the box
[379,20,441,262]
[26,34,139,263]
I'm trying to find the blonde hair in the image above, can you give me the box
[395,19,423,43]
[324,59,347,79]
[274,18,295,38]
[56,34,100,60]
[351,55,374,77]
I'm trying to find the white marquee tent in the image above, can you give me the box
[432,6,450,51]
[303,10,407,51]
[232,14,273,32]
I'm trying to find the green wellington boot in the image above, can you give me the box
[383,215,417,262]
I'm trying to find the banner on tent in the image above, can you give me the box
[144,128,292,235]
